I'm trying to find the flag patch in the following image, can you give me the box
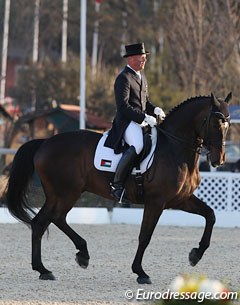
[100,159,112,168]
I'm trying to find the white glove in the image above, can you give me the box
[144,114,157,127]
[154,107,166,120]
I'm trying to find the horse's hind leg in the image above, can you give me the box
[52,216,90,269]
[178,194,216,266]
[31,205,55,280]
[32,198,90,280]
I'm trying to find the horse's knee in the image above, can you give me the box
[206,207,216,225]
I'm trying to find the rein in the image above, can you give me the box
[157,127,203,154]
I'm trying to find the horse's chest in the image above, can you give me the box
[178,170,200,196]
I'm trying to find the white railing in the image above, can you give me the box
[0,145,239,212]
[195,172,240,212]
[0,171,240,227]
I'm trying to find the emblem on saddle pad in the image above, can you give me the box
[94,127,157,174]
[100,159,112,168]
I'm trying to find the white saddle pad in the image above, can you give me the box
[94,127,157,174]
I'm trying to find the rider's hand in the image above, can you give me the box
[154,107,166,120]
[144,114,157,127]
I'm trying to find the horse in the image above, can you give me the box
[4,92,231,284]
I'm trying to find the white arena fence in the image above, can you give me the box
[0,171,239,228]
[0,149,239,226]
[194,172,240,213]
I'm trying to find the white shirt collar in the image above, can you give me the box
[127,65,141,79]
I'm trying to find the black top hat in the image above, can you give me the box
[123,43,149,58]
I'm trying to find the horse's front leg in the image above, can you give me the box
[178,194,216,266]
[132,204,163,284]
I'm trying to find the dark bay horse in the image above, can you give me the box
[5,93,231,284]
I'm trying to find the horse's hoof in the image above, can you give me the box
[137,276,152,284]
[39,272,56,280]
[75,251,89,269]
[189,248,200,266]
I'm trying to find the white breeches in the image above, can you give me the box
[123,121,143,155]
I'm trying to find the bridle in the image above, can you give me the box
[201,106,230,152]
[158,106,231,155]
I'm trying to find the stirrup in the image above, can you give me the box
[110,185,131,208]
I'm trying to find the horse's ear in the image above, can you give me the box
[224,92,232,103]
[211,92,220,107]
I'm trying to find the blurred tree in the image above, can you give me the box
[163,0,235,96]
[0,0,239,125]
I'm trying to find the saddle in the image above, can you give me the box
[94,126,157,175]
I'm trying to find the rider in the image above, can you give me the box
[105,43,165,204]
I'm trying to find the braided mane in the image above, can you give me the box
[164,95,210,120]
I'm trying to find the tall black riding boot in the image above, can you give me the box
[110,146,137,206]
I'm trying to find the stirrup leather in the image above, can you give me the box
[118,188,125,204]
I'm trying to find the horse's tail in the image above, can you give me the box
[5,139,45,225]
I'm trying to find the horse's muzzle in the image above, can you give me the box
[210,153,225,168]
[211,161,221,168]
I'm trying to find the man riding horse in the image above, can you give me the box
[105,43,165,205]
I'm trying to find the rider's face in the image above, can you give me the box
[128,54,147,72]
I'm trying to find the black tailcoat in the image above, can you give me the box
[105,66,156,154]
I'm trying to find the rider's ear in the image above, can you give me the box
[211,92,220,108]
[224,92,232,103]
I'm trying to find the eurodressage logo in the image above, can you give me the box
[100,159,112,168]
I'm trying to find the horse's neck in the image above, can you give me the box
[162,99,209,137]
[158,98,210,167]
